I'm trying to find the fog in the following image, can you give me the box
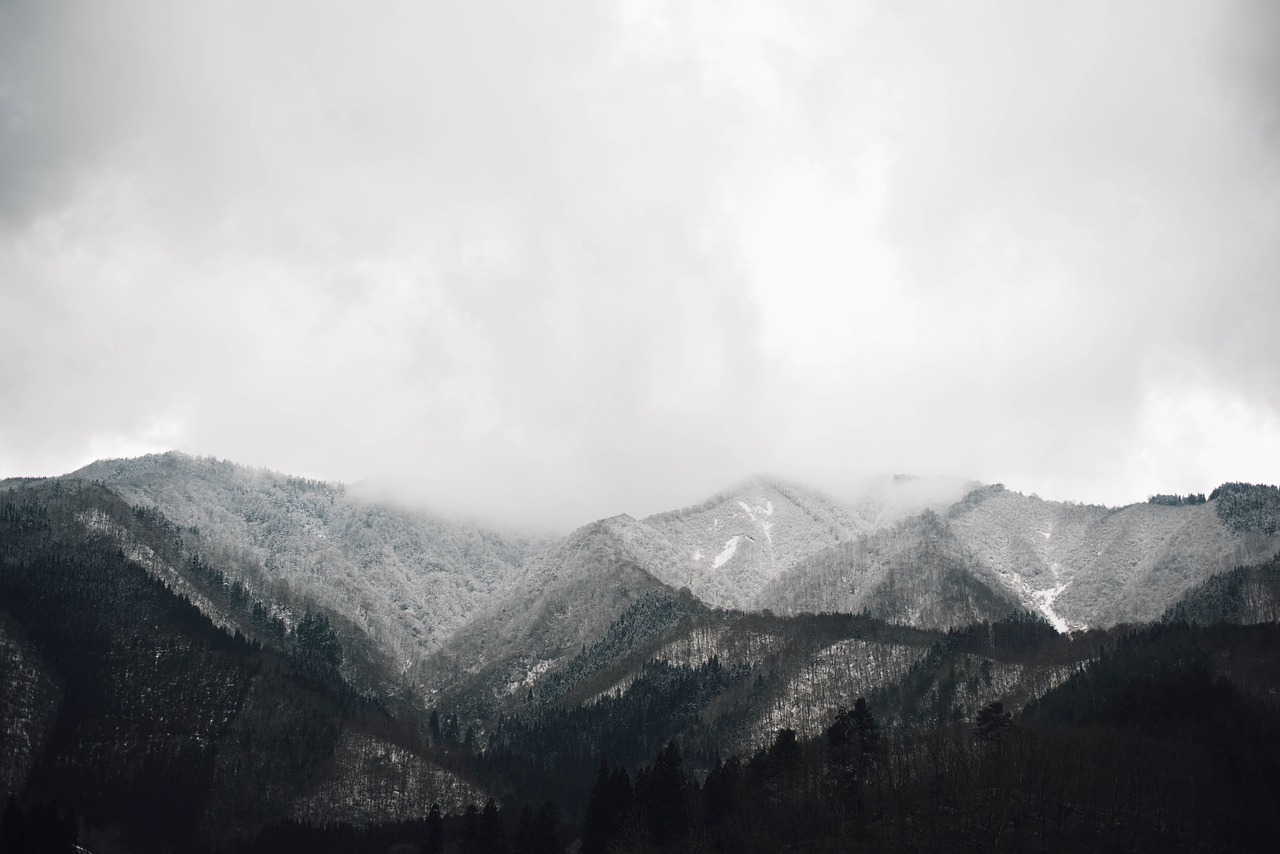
[2,0,1278,528]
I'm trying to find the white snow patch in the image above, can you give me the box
[506,659,554,694]
[1038,530,1051,540]
[1007,571,1073,634]
[713,536,740,568]
[1032,584,1070,633]
[692,548,703,562]
[736,500,775,543]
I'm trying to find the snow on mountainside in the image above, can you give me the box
[641,475,975,609]
[68,452,540,691]
[757,483,1280,633]
[39,451,1280,734]
[431,514,677,706]
[757,511,1022,629]
[945,485,1280,629]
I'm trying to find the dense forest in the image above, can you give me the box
[225,619,1280,854]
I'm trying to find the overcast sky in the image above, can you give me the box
[2,0,1278,529]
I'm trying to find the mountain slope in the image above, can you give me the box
[757,511,1023,629]
[639,475,975,610]
[0,481,483,851]
[431,514,680,711]
[1162,553,1280,625]
[945,485,1280,629]
[750,483,1280,633]
[67,452,540,696]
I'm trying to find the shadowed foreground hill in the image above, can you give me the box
[0,481,482,853]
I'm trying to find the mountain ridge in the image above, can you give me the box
[4,454,1280,850]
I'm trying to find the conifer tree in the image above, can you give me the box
[975,700,1013,741]
[513,804,534,854]
[426,803,444,854]
[528,801,559,854]
[581,760,633,854]
[636,741,688,845]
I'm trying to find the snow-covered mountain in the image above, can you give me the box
[755,484,1280,632]
[431,514,678,705]
[65,452,542,695]
[5,454,1280,848]
[638,474,976,609]
[31,455,1280,694]
[944,484,1280,630]
[756,510,1022,629]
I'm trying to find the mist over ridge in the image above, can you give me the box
[31,446,1231,535]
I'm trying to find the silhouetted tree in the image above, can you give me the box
[461,803,481,854]
[975,700,1013,742]
[425,803,444,854]
[635,741,688,845]
[513,804,533,854]
[480,798,507,854]
[703,754,741,827]
[528,801,559,854]
[581,760,632,854]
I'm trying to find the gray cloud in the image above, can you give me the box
[2,0,1278,528]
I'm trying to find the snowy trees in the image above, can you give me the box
[1210,482,1280,534]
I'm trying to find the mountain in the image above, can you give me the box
[749,483,1280,632]
[428,514,682,713]
[944,484,1280,629]
[4,453,1280,851]
[756,510,1023,629]
[65,452,542,701]
[1162,552,1280,625]
[636,474,976,610]
[0,481,484,852]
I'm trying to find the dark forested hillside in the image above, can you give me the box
[0,482,482,853]
[453,620,1280,854]
[1162,553,1280,625]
